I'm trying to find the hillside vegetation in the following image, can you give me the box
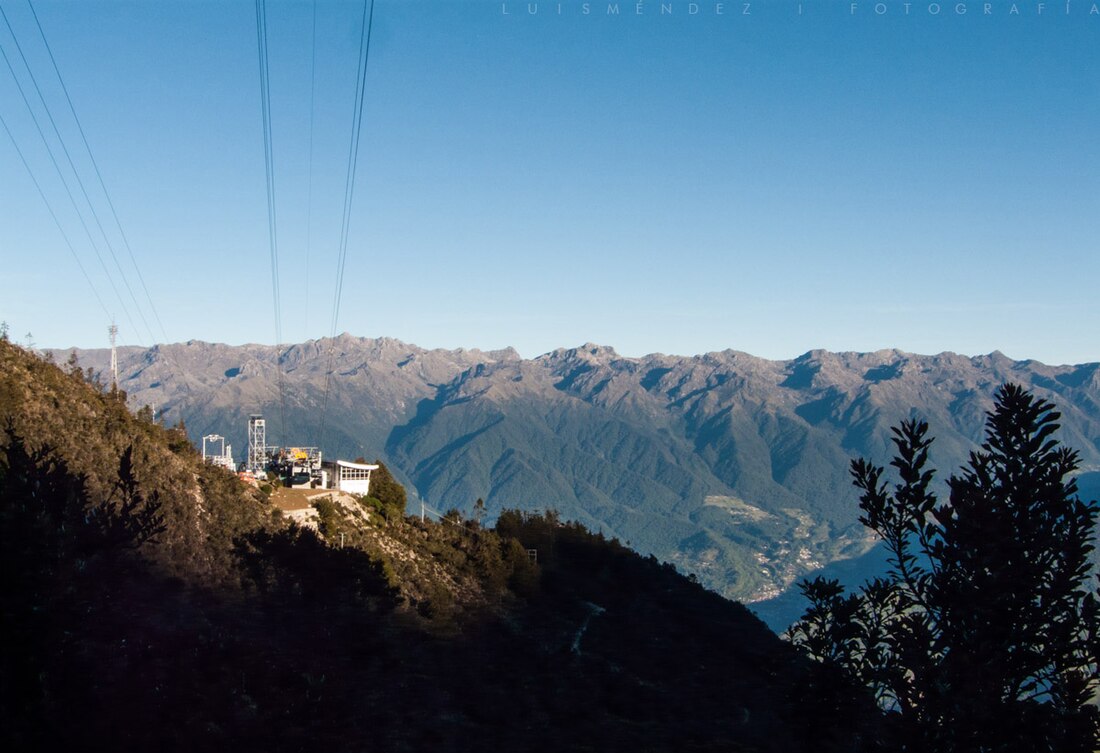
[72,335,1100,603]
[0,340,880,752]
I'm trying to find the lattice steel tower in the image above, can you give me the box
[248,414,266,473]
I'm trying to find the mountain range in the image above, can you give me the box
[2,337,878,750]
[65,335,1100,615]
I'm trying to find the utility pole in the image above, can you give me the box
[108,323,118,388]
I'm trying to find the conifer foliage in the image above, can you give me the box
[790,383,1100,752]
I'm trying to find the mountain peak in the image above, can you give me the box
[64,335,1100,611]
[543,342,621,363]
[1,338,881,749]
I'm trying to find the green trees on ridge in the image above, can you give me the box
[791,384,1100,752]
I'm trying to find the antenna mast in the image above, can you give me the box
[108,323,118,387]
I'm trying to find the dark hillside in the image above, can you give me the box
[1,340,880,751]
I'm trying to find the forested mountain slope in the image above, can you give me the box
[1,340,879,752]
[70,335,1100,602]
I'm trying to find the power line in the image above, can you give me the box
[0,108,112,320]
[0,3,200,422]
[1,65,191,418]
[254,0,288,445]
[420,502,462,527]
[24,0,169,345]
[2,3,198,420]
[0,2,156,346]
[0,34,144,344]
[318,0,376,450]
[305,0,317,340]
[330,0,376,341]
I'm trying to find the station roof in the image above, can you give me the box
[335,460,380,470]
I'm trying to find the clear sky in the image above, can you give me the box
[1,0,1098,364]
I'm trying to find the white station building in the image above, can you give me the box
[334,460,379,496]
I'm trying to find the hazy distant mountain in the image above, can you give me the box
[67,335,1100,609]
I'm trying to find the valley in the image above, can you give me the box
[66,335,1100,612]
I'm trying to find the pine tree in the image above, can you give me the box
[790,384,1100,752]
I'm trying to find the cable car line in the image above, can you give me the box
[304,0,317,340]
[317,0,375,451]
[254,0,288,446]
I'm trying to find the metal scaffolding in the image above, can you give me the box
[248,414,266,473]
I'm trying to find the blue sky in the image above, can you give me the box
[1,0,1098,363]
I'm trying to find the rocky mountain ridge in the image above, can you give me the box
[1,338,878,751]
[66,335,1100,605]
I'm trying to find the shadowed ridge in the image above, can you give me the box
[0,339,883,751]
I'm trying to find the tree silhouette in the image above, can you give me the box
[0,426,166,746]
[790,384,1100,752]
